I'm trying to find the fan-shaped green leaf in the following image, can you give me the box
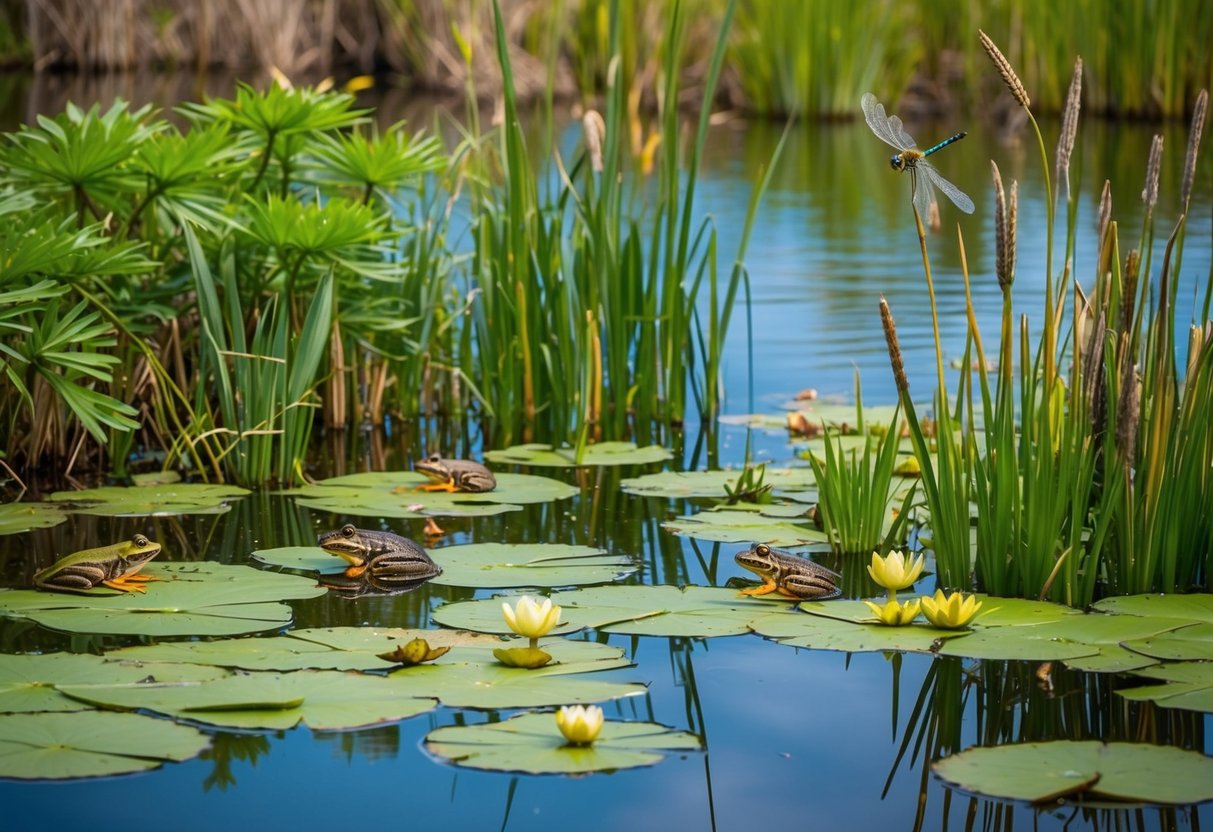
[933,741,1213,804]
[425,712,701,774]
[0,711,210,780]
[620,468,815,498]
[484,442,672,467]
[0,503,68,535]
[663,507,828,546]
[48,483,249,516]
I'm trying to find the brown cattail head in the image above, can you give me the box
[879,296,909,396]
[979,30,1031,109]
[582,110,606,174]
[1120,249,1141,336]
[1142,134,1163,213]
[1115,340,1140,467]
[1181,89,1208,208]
[992,162,1018,290]
[1097,179,1113,248]
[1056,57,1084,201]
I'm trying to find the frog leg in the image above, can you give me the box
[102,577,149,593]
[739,577,779,596]
[122,573,161,583]
[417,482,459,493]
[344,564,369,578]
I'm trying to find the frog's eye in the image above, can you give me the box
[341,524,357,537]
[134,534,149,547]
[756,544,770,556]
[427,454,441,463]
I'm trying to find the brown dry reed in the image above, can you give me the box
[991,161,1018,290]
[1097,180,1113,249]
[1056,57,1083,200]
[582,110,606,174]
[879,296,908,396]
[1181,89,1208,207]
[979,29,1030,109]
[1142,134,1163,211]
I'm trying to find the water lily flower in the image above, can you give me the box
[863,597,921,626]
[920,589,983,629]
[501,595,562,646]
[555,704,605,746]
[867,550,925,595]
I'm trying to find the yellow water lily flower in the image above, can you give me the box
[867,550,925,593]
[920,589,983,629]
[501,595,562,641]
[863,597,922,626]
[555,704,604,745]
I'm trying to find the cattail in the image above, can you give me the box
[582,110,606,174]
[1055,57,1083,202]
[1120,249,1140,336]
[1097,179,1113,248]
[1115,342,1140,467]
[1142,134,1163,213]
[991,162,1018,290]
[879,296,909,396]
[1181,89,1208,208]
[1083,310,1107,436]
[979,30,1030,109]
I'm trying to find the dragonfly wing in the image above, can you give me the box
[912,169,936,219]
[861,93,906,150]
[922,162,975,214]
[889,117,919,152]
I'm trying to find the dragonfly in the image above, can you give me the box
[861,92,975,216]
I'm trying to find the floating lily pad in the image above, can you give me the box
[749,610,969,653]
[287,471,576,518]
[1123,622,1213,661]
[286,626,502,655]
[60,670,439,731]
[0,653,223,713]
[1062,646,1160,674]
[106,635,398,672]
[0,563,324,636]
[0,503,68,535]
[620,468,815,499]
[1093,594,1213,625]
[384,659,645,710]
[425,712,701,774]
[1119,662,1213,713]
[934,628,1099,662]
[484,442,672,467]
[964,597,1081,628]
[0,710,210,780]
[430,544,637,588]
[48,483,249,516]
[933,741,1213,804]
[434,586,801,638]
[252,545,347,575]
[663,507,828,546]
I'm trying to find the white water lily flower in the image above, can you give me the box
[556,704,604,745]
[501,595,562,639]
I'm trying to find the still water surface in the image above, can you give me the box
[2,82,1211,830]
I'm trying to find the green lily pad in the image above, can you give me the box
[0,562,324,636]
[620,468,815,499]
[286,626,502,655]
[749,610,970,653]
[431,543,636,588]
[0,503,68,535]
[1062,645,1160,674]
[383,660,645,710]
[1123,622,1213,661]
[434,586,801,638]
[965,597,1081,627]
[1093,594,1213,625]
[288,471,576,518]
[0,653,223,713]
[425,712,701,774]
[1118,662,1213,713]
[106,636,399,672]
[252,545,346,574]
[0,711,210,780]
[48,483,249,516]
[932,741,1213,804]
[663,507,828,546]
[60,670,439,731]
[483,442,672,467]
[934,628,1099,661]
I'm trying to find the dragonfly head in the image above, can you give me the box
[890,154,904,171]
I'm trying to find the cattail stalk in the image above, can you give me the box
[582,110,606,174]
[1097,179,1113,249]
[979,29,1030,109]
[1181,89,1208,208]
[1142,134,1164,214]
[879,296,908,396]
[1055,57,1083,204]
[991,161,1018,291]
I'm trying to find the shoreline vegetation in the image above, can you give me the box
[0,0,1209,119]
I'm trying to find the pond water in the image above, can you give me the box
[1,80,1211,830]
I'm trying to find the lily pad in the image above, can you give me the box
[0,653,223,713]
[106,636,399,673]
[933,741,1213,805]
[425,712,701,774]
[1123,622,1213,661]
[964,597,1081,628]
[749,610,970,654]
[1062,646,1160,674]
[934,628,1099,662]
[663,507,828,546]
[60,670,439,731]
[484,442,672,467]
[48,483,249,516]
[0,711,210,780]
[620,468,815,499]
[431,543,636,589]
[288,471,576,518]
[1118,662,1213,713]
[252,545,347,575]
[0,562,324,636]
[0,503,68,535]
[1093,594,1213,625]
[383,660,645,710]
[434,586,801,638]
